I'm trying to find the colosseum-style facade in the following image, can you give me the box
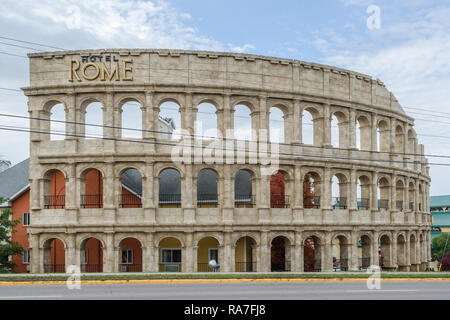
[23,49,432,273]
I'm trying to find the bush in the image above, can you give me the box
[440,252,450,271]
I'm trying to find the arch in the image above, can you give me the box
[80,168,103,208]
[303,171,321,209]
[357,174,371,210]
[356,115,371,150]
[42,237,66,273]
[332,235,349,271]
[269,106,285,143]
[121,100,142,139]
[407,129,416,154]
[395,125,404,154]
[271,236,291,272]
[302,107,319,145]
[234,104,252,141]
[330,110,348,148]
[358,234,372,269]
[197,168,218,208]
[235,236,256,272]
[120,168,142,208]
[119,237,143,272]
[397,234,407,270]
[159,237,182,272]
[48,103,66,141]
[43,169,66,209]
[235,169,254,208]
[159,168,181,208]
[408,181,415,211]
[304,235,321,272]
[80,237,103,272]
[159,100,180,140]
[378,177,390,210]
[332,173,348,210]
[396,179,405,211]
[377,119,390,152]
[83,100,103,139]
[197,237,220,272]
[410,234,417,269]
[379,234,391,269]
[270,170,289,208]
[196,102,218,140]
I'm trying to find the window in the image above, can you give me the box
[161,249,181,263]
[209,248,219,263]
[23,250,30,264]
[122,250,133,264]
[23,212,30,226]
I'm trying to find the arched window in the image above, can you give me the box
[84,102,103,139]
[303,172,321,209]
[271,236,291,272]
[235,169,253,207]
[407,130,416,154]
[304,236,321,272]
[234,105,252,141]
[81,169,103,208]
[81,237,103,272]
[49,104,65,141]
[357,175,371,210]
[119,238,143,272]
[358,235,371,269]
[302,109,314,145]
[270,171,289,208]
[159,237,182,272]
[331,114,340,148]
[332,174,348,209]
[121,101,142,139]
[159,101,180,140]
[396,180,404,211]
[159,168,181,207]
[43,238,66,273]
[197,169,218,207]
[379,235,391,269]
[43,169,66,209]
[235,236,256,272]
[395,125,404,154]
[120,169,142,208]
[408,182,415,211]
[378,177,390,210]
[196,103,217,140]
[332,235,349,271]
[377,120,390,152]
[356,115,370,150]
[269,107,284,143]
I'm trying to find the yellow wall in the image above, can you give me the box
[235,237,253,263]
[159,237,181,248]
[197,237,219,263]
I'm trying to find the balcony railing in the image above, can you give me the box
[235,261,256,272]
[197,263,220,272]
[332,197,347,210]
[333,259,349,271]
[197,194,218,208]
[235,195,255,208]
[359,257,371,270]
[270,194,290,208]
[159,194,181,208]
[43,264,65,273]
[271,260,291,272]
[159,263,182,272]
[80,264,103,273]
[81,195,103,208]
[119,264,142,272]
[304,196,321,209]
[304,258,321,272]
[409,202,414,211]
[357,198,370,210]
[119,194,142,208]
[396,200,403,211]
[44,195,65,209]
[378,199,389,210]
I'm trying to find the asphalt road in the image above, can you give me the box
[0,281,449,300]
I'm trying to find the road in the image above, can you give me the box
[0,281,449,300]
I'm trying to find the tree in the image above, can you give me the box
[0,197,23,273]
[440,252,450,271]
[431,233,450,262]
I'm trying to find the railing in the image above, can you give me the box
[304,196,321,209]
[332,197,347,210]
[43,264,65,273]
[44,195,65,209]
[235,262,256,272]
[235,195,255,208]
[119,194,142,208]
[197,263,220,272]
[359,257,371,270]
[158,194,181,207]
[119,264,142,272]
[357,198,370,210]
[81,195,103,208]
[271,260,291,272]
[80,264,103,272]
[159,263,182,272]
[409,202,414,211]
[270,194,290,208]
[396,200,403,211]
[333,259,348,271]
[304,259,321,272]
[197,194,219,208]
[378,199,389,210]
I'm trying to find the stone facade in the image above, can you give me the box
[23,49,432,273]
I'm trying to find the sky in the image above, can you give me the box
[1,0,450,195]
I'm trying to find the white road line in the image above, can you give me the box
[0,295,63,299]
[346,290,419,293]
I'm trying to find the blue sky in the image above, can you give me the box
[0,0,450,195]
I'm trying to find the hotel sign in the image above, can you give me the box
[69,54,133,82]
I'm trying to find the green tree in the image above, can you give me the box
[0,197,23,273]
[431,233,450,262]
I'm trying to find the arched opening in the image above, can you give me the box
[304,236,321,272]
[302,109,315,145]
[397,234,407,271]
[303,172,321,209]
[270,171,289,208]
[377,120,390,152]
[357,175,371,210]
[271,236,291,272]
[331,111,347,148]
[408,182,415,211]
[358,235,371,270]
[159,237,182,272]
[49,104,66,141]
[407,129,416,154]
[379,235,391,270]
[410,234,417,271]
[197,169,218,208]
[235,236,256,272]
[332,173,348,210]
[119,238,142,272]
[418,184,424,211]
[43,238,66,273]
[196,103,218,140]
[83,101,103,139]
[378,177,390,210]
[159,101,180,140]
[81,237,103,272]
[121,101,142,139]
[395,125,404,154]
[197,237,220,272]
[81,169,103,208]
[332,235,349,271]
[43,169,66,209]
[235,169,254,208]
[396,180,404,211]
[159,168,181,208]
[234,104,252,141]
[269,107,284,143]
[120,169,142,208]
[331,114,339,148]
[356,115,371,151]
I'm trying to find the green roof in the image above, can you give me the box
[431,212,450,227]
[430,195,450,208]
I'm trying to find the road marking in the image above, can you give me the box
[0,295,63,299]
[346,290,419,293]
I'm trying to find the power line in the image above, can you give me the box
[0,51,27,58]
[0,35,67,51]
[0,41,43,52]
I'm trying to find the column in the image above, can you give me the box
[349,232,359,271]
[348,109,356,149]
[105,233,115,273]
[260,231,270,272]
[104,162,116,224]
[185,233,194,273]
[294,232,303,272]
[182,164,196,224]
[349,169,357,211]
[372,231,379,267]
[181,92,194,136]
[223,232,232,272]
[322,167,332,210]
[66,233,77,269]
[30,233,40,273]
[322,104,331,147]
[322,233,333,272]
[292,99,302,145]
[371,113,378,152]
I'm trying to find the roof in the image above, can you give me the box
[121,169,142,196]
[430,195,450,208]
[0,159,30,203]
[431,212,450,227]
